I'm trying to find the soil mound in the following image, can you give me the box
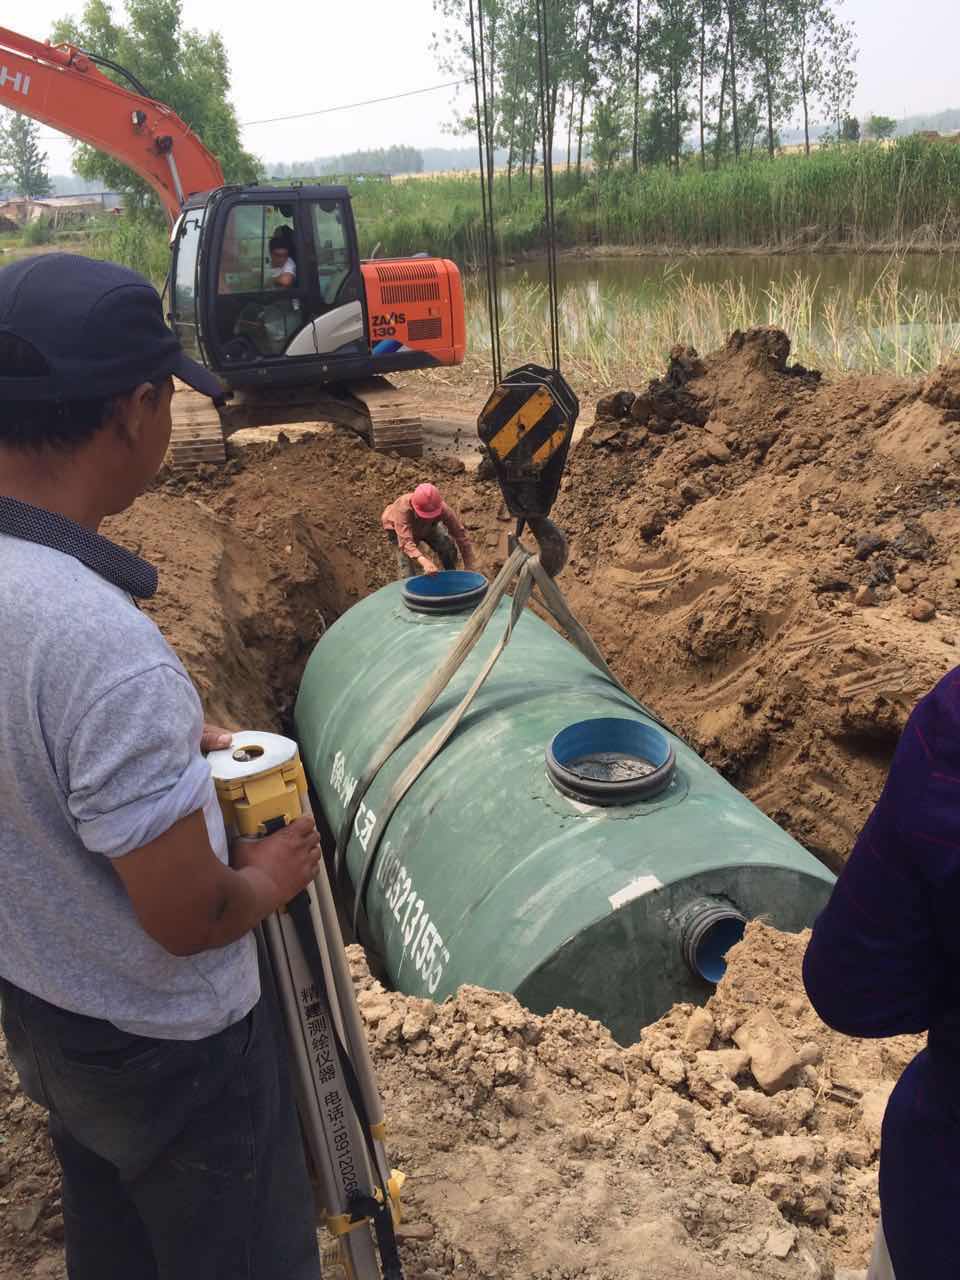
[4,337,956,1276]
[1,924,912,1278]
[554,328,960,867]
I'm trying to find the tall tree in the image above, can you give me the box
[0,113,52,197]
[725,0,742,160]
[632,0,644,171]
[820,11,858,139]
[696,0,724,169]
[865,114,896,142]
[52,0,259,207]
[645,0,699,172]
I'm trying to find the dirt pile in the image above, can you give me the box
[555,328,960,866]
[1,924,918,1279]
[106,426,498,732]
[3,337,956,1276]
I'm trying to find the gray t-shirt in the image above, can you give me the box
[0,530,259,1040]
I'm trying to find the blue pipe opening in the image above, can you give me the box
[680,898,748,984]
[402,570,488,614]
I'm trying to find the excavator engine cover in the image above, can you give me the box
[477,364,579,518]
[359,258,466,366]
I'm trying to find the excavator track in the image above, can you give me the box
[167,376,424,471]
[169,382,229,469]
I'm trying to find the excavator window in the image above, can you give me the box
[310,200,350,305]
[215,203,306,358]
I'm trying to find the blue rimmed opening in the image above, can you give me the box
[402,570,489,614]
[546,716,676,806]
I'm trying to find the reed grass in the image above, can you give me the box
[352,140,960,260]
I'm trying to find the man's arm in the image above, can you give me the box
[440,503,477,570]
[111,811,321,957]
[395,507,435,573]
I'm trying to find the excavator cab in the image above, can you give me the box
[169,185,466,392]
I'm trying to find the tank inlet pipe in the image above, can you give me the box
[679,898,748,984]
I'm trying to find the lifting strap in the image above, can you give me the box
[335,538,669,938]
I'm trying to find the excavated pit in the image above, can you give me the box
[4,335,960,1277]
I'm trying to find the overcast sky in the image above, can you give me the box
[15,0,960,175]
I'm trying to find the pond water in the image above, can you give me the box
[500,252,960,310]
[466,251,960,380]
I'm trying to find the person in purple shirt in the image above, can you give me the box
[803,665,960,1280]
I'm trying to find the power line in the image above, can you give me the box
[241,79,470,127]
[36,77,471,141]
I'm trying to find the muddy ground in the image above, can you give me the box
[2,329,958,1277]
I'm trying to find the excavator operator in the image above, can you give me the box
[382,482,477,578]
[268,229,296,288]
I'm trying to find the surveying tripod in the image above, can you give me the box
[210,732,404,1280]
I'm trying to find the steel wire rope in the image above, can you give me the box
[468,0,502,389]
[534,0,563,374]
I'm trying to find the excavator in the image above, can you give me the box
[0,27,467,467]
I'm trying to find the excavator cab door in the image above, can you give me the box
[169,205,207,362]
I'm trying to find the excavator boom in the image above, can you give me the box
[0,26,223,220]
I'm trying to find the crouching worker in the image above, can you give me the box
[803,665,960,1280]
[0,255,322,1280]
[381,482,477,578]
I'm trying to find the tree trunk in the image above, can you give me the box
[632,0,642,172]
[714,27,730,167]
[761,0,775,157]
[699,0,708,170]
[566,81,575,168]
[799,23,811,155]
[575,0,595,178]
[727,0,741,160]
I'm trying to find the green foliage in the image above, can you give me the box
[51,0,259,207]
[21,217,54,246]
[0,113,52,197]
[866,115,897,142]
[432,0,858,179]
[87,215,170,285]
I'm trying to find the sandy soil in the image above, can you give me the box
[3,328,957,1277]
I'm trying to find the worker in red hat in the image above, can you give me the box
[381,482,477,577]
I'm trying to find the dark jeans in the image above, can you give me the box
[386,523,458,577]
[0,960,320,1280]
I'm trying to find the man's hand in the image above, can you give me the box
[420,560,439,574]
[201,723,233,753]
[233,816,323,909]
[112,811,322,957]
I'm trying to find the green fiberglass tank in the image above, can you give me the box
[295,575,834,1044]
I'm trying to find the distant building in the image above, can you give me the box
[0,192,125,226]
[913,130,960,145]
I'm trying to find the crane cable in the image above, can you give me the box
[468,0,503,389]
[468,0,564,387]
[534,0,562,374]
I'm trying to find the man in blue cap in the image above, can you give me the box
[0,255,323,1279]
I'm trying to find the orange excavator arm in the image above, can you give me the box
[0,26,224,222]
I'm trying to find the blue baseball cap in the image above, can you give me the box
[0,253,225,403]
